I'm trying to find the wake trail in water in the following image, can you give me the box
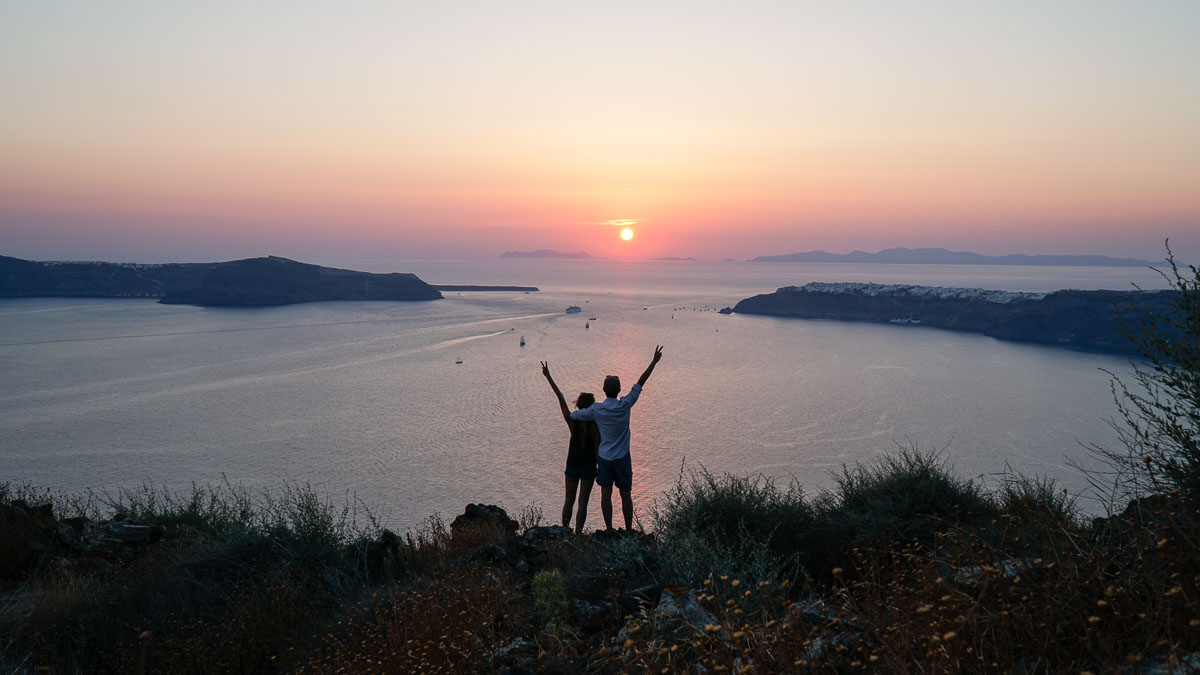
[0,311,560,348]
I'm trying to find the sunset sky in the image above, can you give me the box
[2,1,1198,262]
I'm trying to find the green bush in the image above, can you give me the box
[532,569,568,624]
[996,470,1079,530]
[828,446,996,544]
[650,466,811,587]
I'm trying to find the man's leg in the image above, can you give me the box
[600,485,614,530]
[619,488,633,530]
[615,453,634,530]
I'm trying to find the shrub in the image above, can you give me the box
[828,445,996,544]
[996,470,1079,530]
[1099,242,1200,497]
[532,569,568,624]
[650,466,811,586]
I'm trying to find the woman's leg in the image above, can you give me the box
[562,475,579,528]
[574,478,594,533]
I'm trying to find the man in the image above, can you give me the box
[569,345,663,531]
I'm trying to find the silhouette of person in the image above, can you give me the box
[541,362,599,532]
[567,346,663,531]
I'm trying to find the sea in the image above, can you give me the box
[0,260,1172,528]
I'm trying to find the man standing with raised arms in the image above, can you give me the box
[569,346,663,531]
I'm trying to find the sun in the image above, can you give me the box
[620,228,634,241]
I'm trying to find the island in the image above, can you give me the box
[750,247,1159,267]
[653,256,698,261]
[731,282,1177,353]
[499,249,594,259]
[158,257,442,306]
[2,254,474,307]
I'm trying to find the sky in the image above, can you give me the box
[1,1,1198,262]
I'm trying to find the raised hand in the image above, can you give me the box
[638,345,663,386]
[541,361,550,378]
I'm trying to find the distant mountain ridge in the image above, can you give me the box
[0,255,442,306]
[751,247,1159,267]
[500,250,594,259]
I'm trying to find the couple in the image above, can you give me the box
[541,346,663,533]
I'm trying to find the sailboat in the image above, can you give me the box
[585,321,590,329]
[520,336,525,347]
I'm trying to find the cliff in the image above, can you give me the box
[732,282,1177,353]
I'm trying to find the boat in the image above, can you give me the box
[585,321,590,329]
[588,316,596,321]
[565,305,582,313]
[520,336,525,347]
[455,358,463,364]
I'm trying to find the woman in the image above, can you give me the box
[541,361,599,533]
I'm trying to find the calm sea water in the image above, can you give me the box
[0,261,1171,527]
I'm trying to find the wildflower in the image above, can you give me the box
[1189,619,1199,627]
[916,605,933,614]
[940,595,952,602]
[732,579,741,587]
[943,631,957,641]
[1105,585,1119,597]
[1157,538,1168,549]
[1096,600,1108,607]
[622,639,635,649]
[1166,586,1183,597]
[733,631,746,639]
[832,568,844,576]
[1088,616,1101,624]
[705,624,722,633]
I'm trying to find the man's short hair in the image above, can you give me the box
[603,375,620,396]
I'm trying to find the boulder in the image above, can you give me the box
[450,504,519,538]
[0,501,58,579]
[363,529,406,582]
[618,589,719,645]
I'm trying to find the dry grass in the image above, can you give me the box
[4,465,1199,673]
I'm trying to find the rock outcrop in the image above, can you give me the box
[733,282,1179,353]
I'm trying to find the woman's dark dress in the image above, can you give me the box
[565,419,600,480]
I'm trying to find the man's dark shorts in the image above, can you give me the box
[564,462,596,482]
[596,453,633,491]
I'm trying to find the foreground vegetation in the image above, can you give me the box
[1,450,1198,673]
[4,244,1200,672]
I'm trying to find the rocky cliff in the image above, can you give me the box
[732,282,1178,353]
